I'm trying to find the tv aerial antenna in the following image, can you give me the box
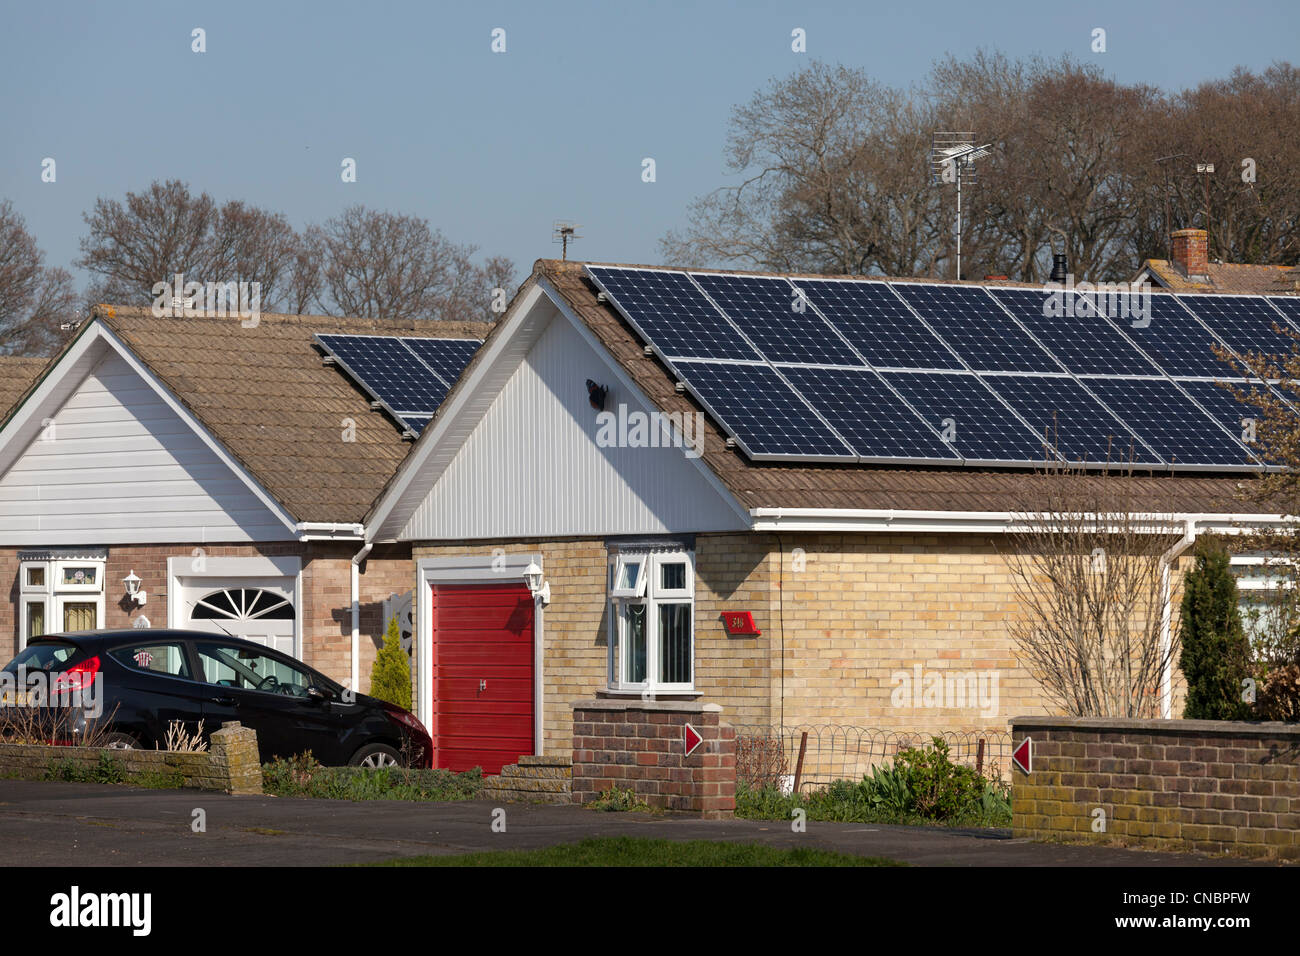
[553,221,582,260]
[930,132,993,280]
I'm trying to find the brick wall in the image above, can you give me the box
[1010,716,1300,860]
[571,699,735,818]
[410,532,1196,781]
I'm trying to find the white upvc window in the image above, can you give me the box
[1231,555,1295,662]
[18,552,107,649]
[608,549,694,693]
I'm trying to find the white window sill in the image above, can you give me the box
[599,688,702,698]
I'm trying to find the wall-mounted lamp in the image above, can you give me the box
[123,570,147,606]
[586,379,607,411]
[523,561,550,606]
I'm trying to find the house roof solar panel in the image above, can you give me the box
[1267,296,1300,329]
[1173,380,1266,456]
[793,278,964,370]
[315,333,452,415]
[780,366,959,462]
[1181,294,1299,364]
[691,273,863,367]
[670,360,855,460]
[403,338,482,387]
[1118,294,1237,378]
[982,374,1161,466]
[879,370,1052,464]
[399,415,431,435]
[989,289,1160,376]
[585,266,761,361]
[1085,377,1251,468]
[891,283,1060,373]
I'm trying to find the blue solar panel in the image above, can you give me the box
[880,371,1051,464]
[1086,377,1250,467]
[989,289,1160,376]
[983,375,1160,466]
[692,273,863,366]
[316,334,451,414]
[1181,294,1298,367]
[1175,380,1267,454]
[1122,294,1239,378]
[891,283,1059,372]
[794,279,963,370]
[780,367,959,462]
[1267,296,1300,330]
[400,415,431,435]
[671,361,854,459]
[586,266,761,361]
[404,338,482,387]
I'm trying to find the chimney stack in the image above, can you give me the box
[1171,228,1209,282]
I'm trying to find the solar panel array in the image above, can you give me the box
[586,264,1300,471]
[314,333,483,436]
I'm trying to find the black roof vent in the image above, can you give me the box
[1049,254,1069,282]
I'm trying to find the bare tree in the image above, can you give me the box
[312,206,514,322]
[0,200,80,356]
[1001,464,1182,717]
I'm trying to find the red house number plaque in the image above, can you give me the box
[722,611,761,636]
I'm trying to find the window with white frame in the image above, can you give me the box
[607,547,694,692]
[18,549,107,649]
[1231,555,1297,664]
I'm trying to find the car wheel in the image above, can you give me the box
[101,732,142,750]
[350,743,401,768]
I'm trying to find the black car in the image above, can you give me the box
[0,629,432,768]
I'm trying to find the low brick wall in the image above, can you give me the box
[0,722,262,795]
[1011,716,1300,860]
[572,699,736,818]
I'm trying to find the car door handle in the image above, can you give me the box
[209,696,235,706]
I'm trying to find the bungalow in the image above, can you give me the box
[361,258,1293,775]
[0,305,489,696]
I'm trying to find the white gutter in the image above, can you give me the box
[749,507,1290,534]
[350,541,374,697]
[296,521,365,542]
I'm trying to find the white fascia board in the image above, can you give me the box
[538,276,752,530]
[748,507,1292,534]
[366,282,550,543]
[295,521,366,541]
[0,320,300,537]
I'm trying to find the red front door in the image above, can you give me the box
[430,583,534,774]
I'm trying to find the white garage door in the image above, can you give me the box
[176,575,296,657]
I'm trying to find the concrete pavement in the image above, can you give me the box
[0,779,1277,866]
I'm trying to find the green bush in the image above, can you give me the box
[1180,537,1254,720]
[368,616,412,711]
[735,737,1010,827]
[46,752,126,784]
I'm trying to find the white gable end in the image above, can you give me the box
[399,308,747,541]
[0,350,293,544]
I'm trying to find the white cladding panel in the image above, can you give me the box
[399,312,745,540]
[0,351,291,543]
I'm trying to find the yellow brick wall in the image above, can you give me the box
[411,532,1194,773]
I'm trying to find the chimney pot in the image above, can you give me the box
[1171,228,1209,281]
[1049,254,1068,282]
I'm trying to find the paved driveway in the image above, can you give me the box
[0,780,1275,866]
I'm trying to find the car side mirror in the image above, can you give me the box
[306,686,332,704]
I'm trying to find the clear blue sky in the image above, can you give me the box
[1,0,1296,289]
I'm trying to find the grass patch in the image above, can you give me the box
[584,786,658,813]
[45,752,127,785]
[363,836,905,867]
[130,768,186,790]
[261,752,483,802]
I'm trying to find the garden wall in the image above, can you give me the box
[1010,716,1300,860]
[571,699,736,818]
[0,722,262,794]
